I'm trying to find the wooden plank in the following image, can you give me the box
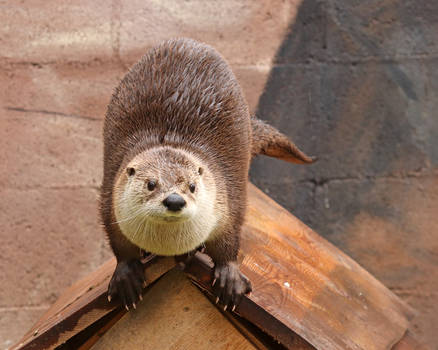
[60,281,313,350]
[185,254,313,349]
[90,269,258,350]
[58,308,125,350]
[185,253,313,349]
[11,255,176,350]
[392,331,429,350]
[13,183,415,350]
[76,311,124,350]
[214,298,314,350]
[184,184,414,350]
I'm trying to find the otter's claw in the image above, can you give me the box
[108,259,146,311]
[212,262,252,312]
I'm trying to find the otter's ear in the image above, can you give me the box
[198,167,204,175]
[126,167,136,176]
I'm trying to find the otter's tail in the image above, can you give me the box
[251,118,317,164]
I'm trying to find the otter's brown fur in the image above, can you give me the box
[101,38,314,309]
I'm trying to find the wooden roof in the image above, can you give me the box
[11,184,421,350]
[92,269,265,350]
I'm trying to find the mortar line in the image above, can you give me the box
[253,169,437,187]
[2,54,438,71]
[110,0,127,70]
[6,184,101,191]
[5,107,100,121]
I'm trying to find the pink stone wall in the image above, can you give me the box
[0,1,300,347]
[2,1,437,349]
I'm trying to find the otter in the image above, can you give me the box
[101,38,315,311]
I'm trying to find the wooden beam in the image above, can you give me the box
[90,269,259,350]
[183,184,414,350]
[392,331,429,350]
[11,255,176,350]
[184,253,315,349]
[12,183,415,350]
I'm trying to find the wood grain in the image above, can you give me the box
[12,183,415,350]
[392,331,430,350]
[213,297,314,350]
[91,269,258,350]
[10,255,176,350]
[184,184,414,350]
[244,184,414,350]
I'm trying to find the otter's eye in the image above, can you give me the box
[147,180,156,191]
[198,167,203,175]
[189,183,196,193]
[127,167,135,177]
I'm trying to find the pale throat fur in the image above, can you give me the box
[112,146,227,256]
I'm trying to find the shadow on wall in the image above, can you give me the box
[249,0,438,347]
[250,0,437,232]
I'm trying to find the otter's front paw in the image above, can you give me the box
[212,262,252,311]
[108,259,146,310]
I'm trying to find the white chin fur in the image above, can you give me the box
[116,208,217,255]
[114,181,218,256]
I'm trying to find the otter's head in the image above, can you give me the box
[113,146,219,255]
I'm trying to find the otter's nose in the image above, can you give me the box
[163,193,186,212]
